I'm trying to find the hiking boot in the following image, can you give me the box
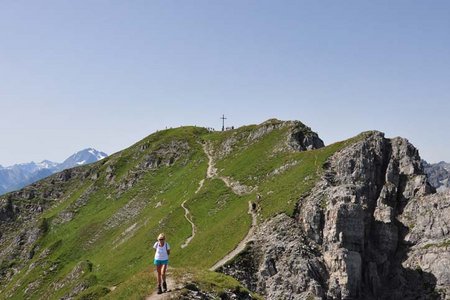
[162,281,167,292]
[157,285,163,294]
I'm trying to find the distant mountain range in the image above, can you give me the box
[0,148,107,195]
[422,160,450,192]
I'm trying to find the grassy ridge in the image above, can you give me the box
[1,122,360,299]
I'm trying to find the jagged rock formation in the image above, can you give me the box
[401,192,450,297]
[220,131,449,299]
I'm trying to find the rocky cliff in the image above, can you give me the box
[220,131,450,299]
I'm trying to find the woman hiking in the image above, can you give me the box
[153,233,170,294]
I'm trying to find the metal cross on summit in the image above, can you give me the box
[221,114,227,131]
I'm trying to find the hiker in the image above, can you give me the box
[153,233,170,294]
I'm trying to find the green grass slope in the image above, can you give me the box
[0,120,360,299]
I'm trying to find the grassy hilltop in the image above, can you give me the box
[0,119,359,299]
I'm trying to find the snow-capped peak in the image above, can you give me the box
[58,148,108,171]
[87,148,107,160]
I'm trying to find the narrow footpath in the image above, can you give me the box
[145,276,180,300]
[209,200,258,271]
[179,144,216,249]
[202,143,259,270]
[180,199,195,249]
[179,142,258,269]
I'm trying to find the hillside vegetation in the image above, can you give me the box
[0,119,359,299]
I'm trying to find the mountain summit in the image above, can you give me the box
[0,119,449,299]
[58,148,108,171]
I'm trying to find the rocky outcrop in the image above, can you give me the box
[219,214,327,299]
[0,197,17,222]
[221,131,447,299]
[141,140,190,170]
[401,192,450,298]
[287,121,324,151]
[254,119,324,152]
[216,119,324,159]
[305,132,436,300]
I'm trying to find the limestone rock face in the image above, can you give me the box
[301,133,434,299]
[222,131,448,299]
[219,215,328,300]
[401,192,450,297]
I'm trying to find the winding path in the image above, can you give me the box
[180,200,196,249]
[202,143,254,195]
[202,143,259,270]
[179,143,215,248]
[209,200,258,271]
[180,144,216,249]
[203,143,217,179]
[180,142,258,268]
[180,178,204,248]
[195,179,205,194]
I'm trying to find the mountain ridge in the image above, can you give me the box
[0,119,449,299]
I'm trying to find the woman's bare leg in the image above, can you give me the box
[161,264,168,291]
[161,264,168,282]
[156,265,162,286]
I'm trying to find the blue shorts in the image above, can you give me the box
[154,259,169,266]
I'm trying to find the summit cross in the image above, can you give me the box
[221,114,227,131]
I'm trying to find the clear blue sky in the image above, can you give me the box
[1,1,449,166]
